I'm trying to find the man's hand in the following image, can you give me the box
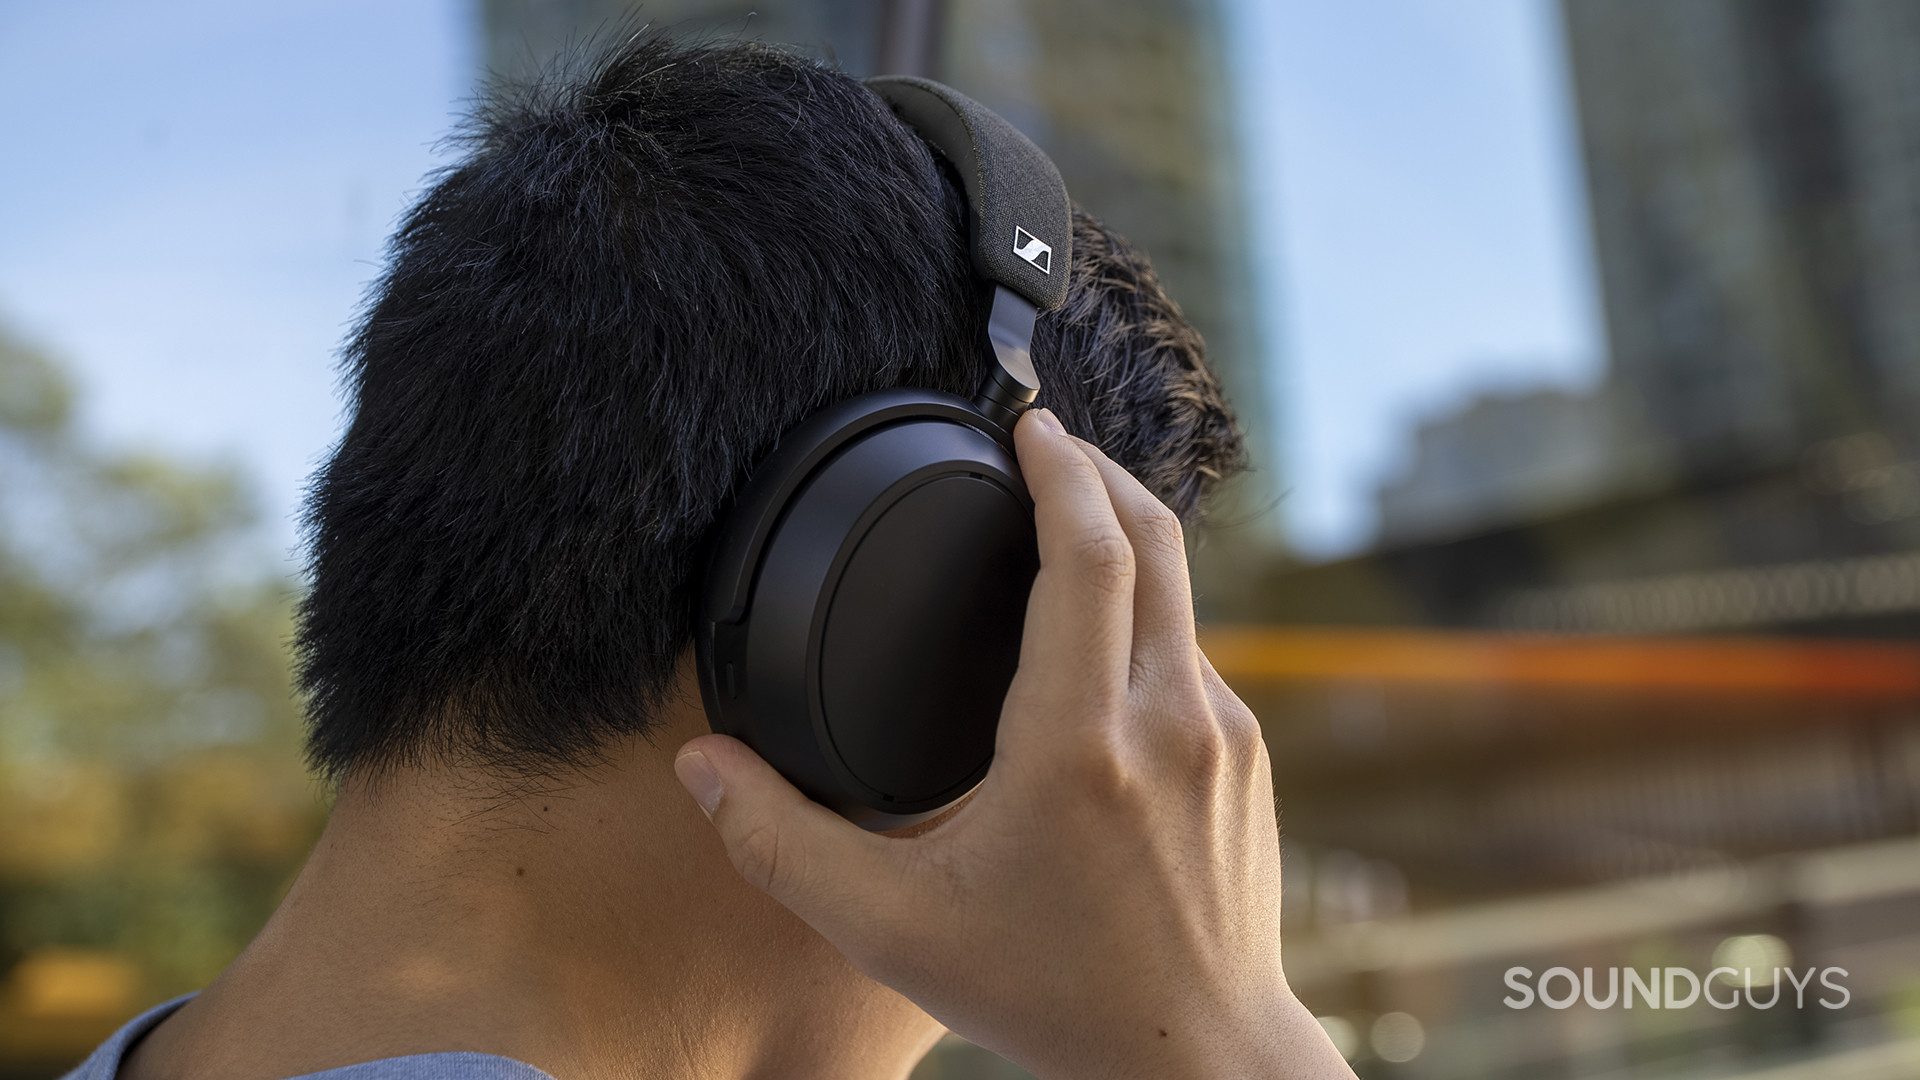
[673,409,1356,1080]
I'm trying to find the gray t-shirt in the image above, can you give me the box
[64,996,556,1080]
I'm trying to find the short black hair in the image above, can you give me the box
[296,32,1244,779]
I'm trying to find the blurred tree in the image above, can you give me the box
[0,322,323,1014]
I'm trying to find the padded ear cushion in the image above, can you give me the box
[697,391,1038,828]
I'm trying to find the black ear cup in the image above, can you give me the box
[697,391,1038,828]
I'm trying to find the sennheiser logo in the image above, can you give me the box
[1012,226,1052,274]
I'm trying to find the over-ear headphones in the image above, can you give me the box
[695,77,1072,829]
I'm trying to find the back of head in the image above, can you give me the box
[296,31,1244,780]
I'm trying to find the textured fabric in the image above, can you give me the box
[866,76,1072,312]
[62,995,558,1080]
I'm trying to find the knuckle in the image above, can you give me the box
[1072,529,1136,593]
[1071,735,1142,804]
[1137,501,1186,558]
[1248,732,1274,776]
[1177,712,1231,774]
[730,815,798,897]
[1156,684,1264,781]
[1220,699,1263,749]
[1224,707,1271,775]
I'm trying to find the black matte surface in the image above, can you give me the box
[700,390,1007,625]
[821,476,1035,802]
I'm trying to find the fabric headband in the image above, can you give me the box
[866,76,1072,314]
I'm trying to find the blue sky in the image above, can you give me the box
[0,0,471,569]
[1235,0,1602,553]
[0,0,1601,567]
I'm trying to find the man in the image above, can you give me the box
[74,32,1354,1080]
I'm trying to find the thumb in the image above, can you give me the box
[674,734,897,937]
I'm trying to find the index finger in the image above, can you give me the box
[1008,409,1134,707]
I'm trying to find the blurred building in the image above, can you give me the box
[1375,384,1619,546]
[1301,0,1920,635]
[479,0,885,77]
[1565,0,1920,474]
[1236,4,1920,1075]
[1253,0,1920,907]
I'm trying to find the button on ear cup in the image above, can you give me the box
[819,475,1037,804]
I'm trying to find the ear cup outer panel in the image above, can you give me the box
[696,390,1038,829]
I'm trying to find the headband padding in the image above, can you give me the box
[866,76,1071,313]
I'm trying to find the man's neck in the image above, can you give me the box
[123,726,942,1080]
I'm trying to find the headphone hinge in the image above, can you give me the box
[974,286,1041,430]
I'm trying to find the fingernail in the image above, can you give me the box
[674,750,724,817]
[1034,408,1064,436]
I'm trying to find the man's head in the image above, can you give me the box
[295,32,1244,781]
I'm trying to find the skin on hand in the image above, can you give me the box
[673,408,1357,1080]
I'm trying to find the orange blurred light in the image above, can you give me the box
[1201,627,1920,699]
[1,949,138,1021]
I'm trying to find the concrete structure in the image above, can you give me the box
[1563,0,1920,472]
[1375,384,1621,546]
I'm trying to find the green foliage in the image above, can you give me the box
[0,322,323,1001]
